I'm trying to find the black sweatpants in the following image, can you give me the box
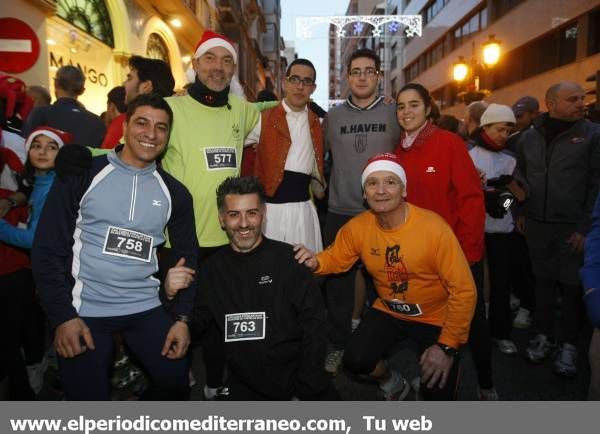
[467,261,494,390]
[509,231,535,311]
[486,232,513,339]
[344,308,461,400]
[219,371,340,401]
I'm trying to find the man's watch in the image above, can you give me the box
[437,343,458,357]
[175,314,190,324]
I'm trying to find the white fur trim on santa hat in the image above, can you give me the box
[193,38,237,63]
[24,129,66,153]
[361,160,407,189]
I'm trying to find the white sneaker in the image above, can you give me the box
[478,387,499,400]
[203,385,229,400]
[324,350,344,376]
[351,318,361,332]
[510,294,521,312]
[513,307,532,328]
[380,370,410,401]
[26,356,48,395]
[495,339,518,355]
[410,376,423,401]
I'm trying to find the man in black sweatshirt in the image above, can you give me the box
[167,176,336,400]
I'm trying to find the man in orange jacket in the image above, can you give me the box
[294,153,476,400]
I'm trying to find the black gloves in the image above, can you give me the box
[484,188,515,218]
[55,144,92,181]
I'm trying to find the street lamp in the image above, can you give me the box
[482,34,501,66]
[453,56,469,82]
[452,35,502,103]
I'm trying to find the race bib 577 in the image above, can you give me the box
[204,147,237,170]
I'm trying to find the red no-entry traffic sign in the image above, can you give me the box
[0,18,41,73]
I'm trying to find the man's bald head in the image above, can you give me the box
[545,81,586,121]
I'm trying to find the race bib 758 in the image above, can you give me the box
[102,226,153,262]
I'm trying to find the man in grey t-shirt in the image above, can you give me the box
[321,49,401,376]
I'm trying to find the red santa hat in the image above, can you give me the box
[193,30,237,63]
[0,74,34,122]
[24,126,73,153]
[361,153,407,188]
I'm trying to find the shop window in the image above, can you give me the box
[57,0,114,48]
[422,0,450,26]
[146,33,170,64]
[493,20,580,90]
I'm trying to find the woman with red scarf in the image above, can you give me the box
[394,83,494,399]
[469,104,526,356]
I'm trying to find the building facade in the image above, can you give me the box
[214,0,283,99]
[1,0,284,114]
[388,0,600,116]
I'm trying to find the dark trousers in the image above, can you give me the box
[219,371,340,401]
[344,308,461,400]
[0,269,44,399]
[486,232,513,339]
[525,219,583,343]
[58,306,189,400]
[509,231,535,311]
[323,212,356,350]
[468,261,494,389]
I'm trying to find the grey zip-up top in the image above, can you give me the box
[516,114,600,234]
[32,149,199,329]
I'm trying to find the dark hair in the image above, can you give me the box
[397,82,440,121]
[435,115,460,134]
[286,58,316,82]
[21,160,36,188]
[126,93,173,126]
[128,56,175,98]
[216,176,266,212]
[107,86,127,113]
[55,66,85,96]
[347,48,381,73]
[256,89,278,102]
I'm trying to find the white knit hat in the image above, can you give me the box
[480,103,516,126]
[361,153,407,189]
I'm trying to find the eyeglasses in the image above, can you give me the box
[286,75,315,87]
[349,67,379,78]
[364,178,402,190]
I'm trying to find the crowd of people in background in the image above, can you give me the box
[1,28,599,402]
